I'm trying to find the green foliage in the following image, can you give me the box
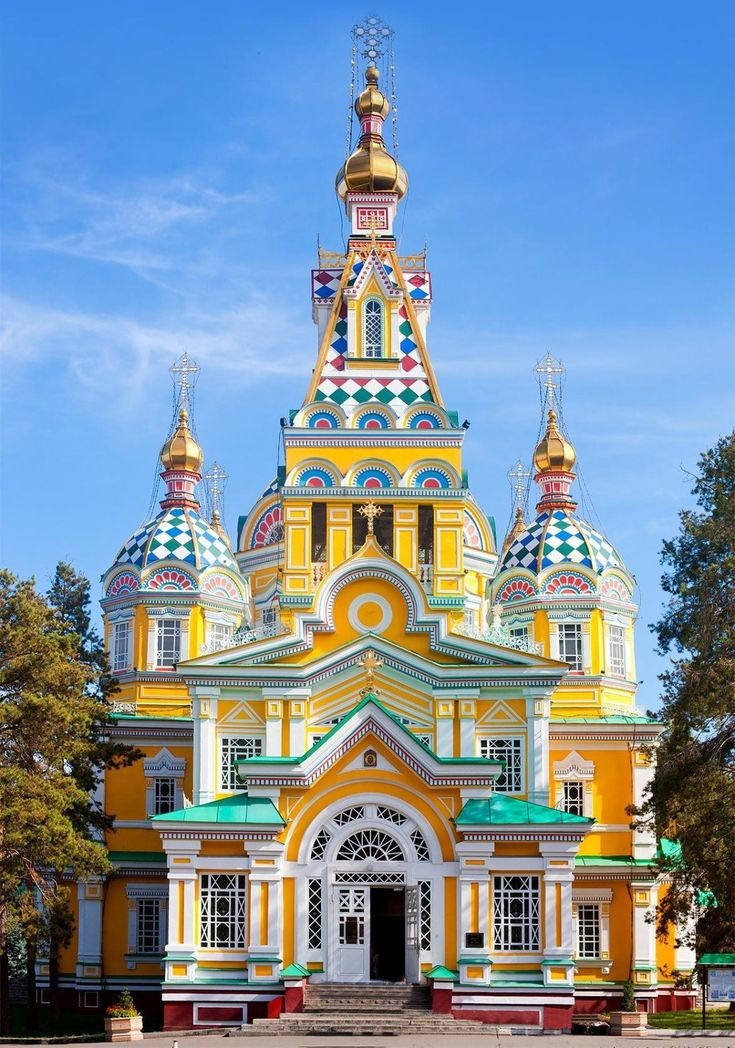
[639,433,735,950]
[105,988,140,1019]
[621,979,637,1012]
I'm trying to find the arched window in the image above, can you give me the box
[363,298,384,358]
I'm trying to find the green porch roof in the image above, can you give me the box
[455,795,593,826]
[551,715,662,726]
[236,693,500,769]
[575,854,652,867]
[151,793,285,825]
[699,953,735,966]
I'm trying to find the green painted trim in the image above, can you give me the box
[456,795,593,826]
[699,953,735,966]
[426,965,459,981]
[281,963,310,977]
[109,851,166,863]
[245,955,282,964]
[151,793,285,826]
[575,855,653,867]
[551,715,662,726]
[541,957,574,966]
[458,957,491,964]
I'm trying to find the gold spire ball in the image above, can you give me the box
[336,66,408,200]
[161,407,204,474]
[533,410,577,474]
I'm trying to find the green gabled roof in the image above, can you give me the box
[426,965,458,981]
[281,963,310,977]
[151,793,285,825]
[236,693,498,769]
[658,837,683,864]
[455,795,593,826]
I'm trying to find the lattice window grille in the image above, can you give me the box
[336,829,404,862]
[307,877,323,950]
[479,737,523,792]
[200,874,246,949]
[577,903,601,958]
[410,829,431,862]
[153,777,176,815]
[333,806,365,826]
[558,623,583,671]
[608,624,626,676]
[376,805,407,826]
[220,736,263,791]
[136,899,161,953]
[363,299,383,358]
[492,875,540,951]
[155,618,181,668]
[418,881,431,951]
[333,870,405,884]
[113,621,130,672]
[208,621,233,650]
[562,780,585,817]
[337,888,365,945]
[416,734,433,748]
[311,827,331,861]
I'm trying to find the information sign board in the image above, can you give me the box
[708,968,735,1003]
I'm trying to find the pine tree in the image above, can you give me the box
[641,433,735,953]
[0,567,139,1033]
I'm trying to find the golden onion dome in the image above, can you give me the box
[533,409,577,473]
[336,66,408,201]
[160,407,204,474]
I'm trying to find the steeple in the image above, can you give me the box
[336,64,408,203]
[159,406,204,510]
[533,409,578,513]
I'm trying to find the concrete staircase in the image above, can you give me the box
[236,983,492,1036]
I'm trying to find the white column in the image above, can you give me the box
[631,881,659,990]
[246,841,285,983]
[632,747,656,859]
[76,879,104,984]
[265,699,283,757]
[162,842,199,982]
[539,843,578,986]
[457,695,478,757]
[192,687,219,804]
[525,690,551,806]
[434,697,455,757]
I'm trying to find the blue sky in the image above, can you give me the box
[1,1,733,706]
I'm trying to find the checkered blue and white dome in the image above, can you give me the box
[500,509,623,575]
[112,507,238,573]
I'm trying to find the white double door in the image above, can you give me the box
[332,884,420,983]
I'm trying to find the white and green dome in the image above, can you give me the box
[113,506,238,573]
[500,508,624,576]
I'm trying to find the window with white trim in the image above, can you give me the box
[576,903,601,958]
[363,298,384,358]
[144,748,186,816]
[307,877,323,950]
[200,873,246,949]
[562,780,585,817]
[207,621,233,651]
[493,875,540,951]
[572,889,612,962]
[220,736,263,791]
[155,617,181,668]
[558,623,583,671]
[112,621,131,672]
[608,624,626,677]
[153,777,176,815]
[479,737,523,792]
[136,898,163,954]
[509,625,528,641]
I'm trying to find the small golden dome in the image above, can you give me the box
[161,407,204,474]
[533,409,576,473]
[355,65,390,119]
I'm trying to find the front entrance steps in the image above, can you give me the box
[236,983,492,1036]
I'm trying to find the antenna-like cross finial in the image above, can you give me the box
[357,500,383,535]
[534,352,565,410]
[352,15,393,64]
[507,459,531,510]
[204,461,228,521]
[170,352,200,413]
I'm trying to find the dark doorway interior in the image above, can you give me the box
[370,887,405,982]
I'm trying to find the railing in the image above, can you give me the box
[312,562,328,587]
[417,563,433,593]
[200,621,289,655]
[453,623,544,655]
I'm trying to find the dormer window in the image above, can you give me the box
[363,298,384,358]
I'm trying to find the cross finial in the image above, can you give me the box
[507,459,531,510]
[204,461,228,522]
[352,15,393,65]
[367,212,380,248]
[534,352,564,410]
[358,500,383,535]
[170,352,200,414]
[358,649,383,695]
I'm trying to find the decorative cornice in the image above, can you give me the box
[283,432,464,447]
[281,486,466,499]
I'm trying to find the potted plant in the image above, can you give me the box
[609,979,647,1036]
[104,988,143,1042]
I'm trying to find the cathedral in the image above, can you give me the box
[55,28,696,1033]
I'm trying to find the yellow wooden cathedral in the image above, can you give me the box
[53,25,697,1033]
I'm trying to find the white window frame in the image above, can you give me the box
[492,875,540,952]
[112,620,131,672]
[479,737,524,793]
[362,298,384,358]
[144,748,186,816]
[553,751,595,818]
[607,622,626,677]
[219,735,264,791]
[202,611,237,654]
[561,780,585,816]
[572,889,612,966]
[200,873,246,949]
[557,622,583,671]
[126,884,168,960]
[155,617,181,668]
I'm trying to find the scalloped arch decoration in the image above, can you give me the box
[356,410,391,430]
[353,465,394,489]
[600,575,631,602]
[544,572,594,596]
[463,509,484,550]
[202,572,243,601]
[296,467,337,488]
[497,577,537,603]
[107,572,139,598]
[306,409,341,429]
[145,568,197,591]
[406,409,443,430]
[250,503,284,549]
[412,467,452,490]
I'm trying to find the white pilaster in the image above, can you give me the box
[631,880,659,990]
[76,878,104,983]
[632,747,656,859]
[192,687,219,804]
[525,690,551,806]
[434,697,455,757]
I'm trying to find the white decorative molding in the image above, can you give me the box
[553,751,595,780]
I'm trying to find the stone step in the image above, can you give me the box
[236,1016,494,1036]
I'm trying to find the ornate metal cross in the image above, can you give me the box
[204,461,228,520]
[507,459,531,508]
[351,15,393,63]
[534,352,564,409]
[170,351,200,411]
[358,500,383,534]
[358,649,384,694]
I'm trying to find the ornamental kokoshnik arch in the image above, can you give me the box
[296,799,437,984]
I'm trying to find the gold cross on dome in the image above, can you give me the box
[358,500,383,534]
[367,212,380,248]
[358,650,384,694]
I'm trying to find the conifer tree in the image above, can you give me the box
[641,433,735,952]
[0,567,139,1033]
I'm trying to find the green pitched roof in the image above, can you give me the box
[455,795,593,826]
[151,793,285,825]
[551,715,662,726]
[426,965,458,981]
[699,953,735,966]
[108,851,166,863]
[236,693,499,769]
[575,855,652,867]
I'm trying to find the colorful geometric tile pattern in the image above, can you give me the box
[314,376,433,412]
[405,271,432,301]
[311,269,341,300]
[113,507,237,573]
[500,509,623,576]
